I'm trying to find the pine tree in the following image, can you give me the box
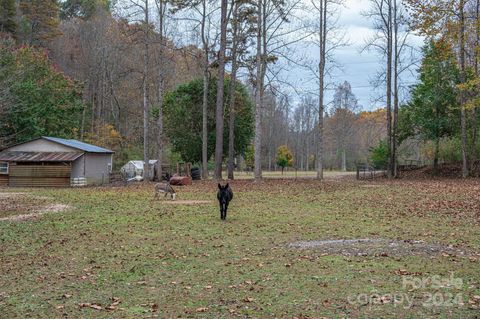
[19,0,61,46]
[408,40,459,173]
[60,0,111,20]
[0,0,17,35]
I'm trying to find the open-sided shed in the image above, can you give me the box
[0,137,114,187]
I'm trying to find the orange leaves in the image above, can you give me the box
[84,123,122,151]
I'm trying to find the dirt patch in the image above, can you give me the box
[288,238,472,257]
[0,204,71,222]
[0,192,71,222]
[161,200,212,205]
[359,184,383,188]
[0,192,27,197]
[40,204,71,213]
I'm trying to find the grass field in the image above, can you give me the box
[1,177,479,318]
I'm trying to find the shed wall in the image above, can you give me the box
[71,155,85,178]
[8,163,71,187]
[0,175,8,186]
[85,153,112,184]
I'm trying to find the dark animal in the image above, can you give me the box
[217,183,233,220]
[162,172,171,182]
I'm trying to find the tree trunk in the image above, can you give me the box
[386,0,393,179]
[459,0,469,178]
[433,137,439,175]
[316,0,326,180]
[472,0,480,165]
[143,1,150,182]
[341,148,346,171]
[80,101,86,140]
[306,133,310,171]
[214,0,228,180]
[254,0,263,181]
[392,0,399,178]
[227,78,237,180]
[201,0,209,180]
[156,0,165,182]
[227,1,240,180]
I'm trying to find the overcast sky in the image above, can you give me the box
[284,0,424,111]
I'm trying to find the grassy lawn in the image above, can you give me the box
[1,178,479,318]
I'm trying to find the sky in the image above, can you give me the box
[285,0,425,111]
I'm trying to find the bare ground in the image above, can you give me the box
[288,238,476,257]
[160,200,212,205]
[0,192,71,221]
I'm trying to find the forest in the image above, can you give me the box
[0,0,479,179]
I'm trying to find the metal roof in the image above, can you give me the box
[0,151,83,162]
[123,160,158,170]
[42,137,114,153]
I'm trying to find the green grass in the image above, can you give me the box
[0,178,479,318]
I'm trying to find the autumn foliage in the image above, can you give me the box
[276,145,294,173]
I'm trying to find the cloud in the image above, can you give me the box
[282,0,422,110]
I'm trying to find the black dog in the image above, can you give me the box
[217,183,233,220]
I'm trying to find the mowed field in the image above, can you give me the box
[1,176,480,318]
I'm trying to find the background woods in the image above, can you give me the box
[0,0,479,177]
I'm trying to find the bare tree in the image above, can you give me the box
[227,0,241,180]
[227,0,256,179]
[214,0,229,180]
[155,0,167,181]
[253,0,305,181]
[331,81,360,171]
[304,0,347,179]
[253,0,264,180]
[364,0,415,178]
[459,0,469,177]
[171,0,219,179]
[123,0,153,181]
[200,0,210,179]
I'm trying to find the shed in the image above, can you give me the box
[120,160,157,181]
[0,137,114,187]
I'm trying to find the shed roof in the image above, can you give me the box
[0,151,83,162]
[42,137,114,153]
